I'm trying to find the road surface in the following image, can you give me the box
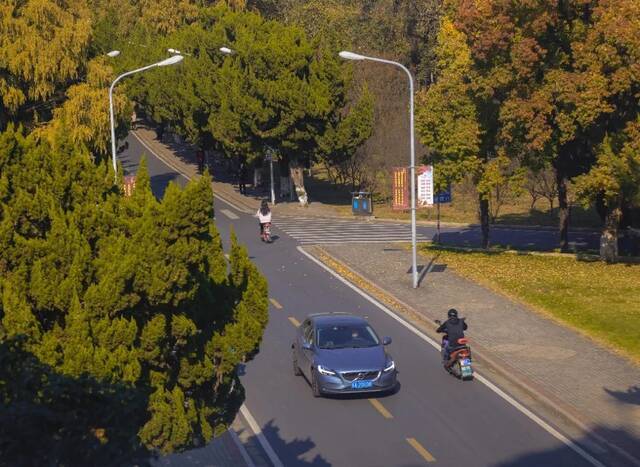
[120,136,605,467]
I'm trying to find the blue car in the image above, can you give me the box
[292,313,397,397]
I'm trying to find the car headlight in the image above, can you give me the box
[383,360,395,372]
[317,365,336,376]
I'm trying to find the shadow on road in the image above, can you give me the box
[493,425,639,467]
[604,385,640,406]
[248,419,331,467]
[150,172,181,199]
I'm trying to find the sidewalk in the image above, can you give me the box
[132,125,605,236]
[132,125,343,219]
[306,243,640,466]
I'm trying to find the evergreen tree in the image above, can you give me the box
[0,126,269,463]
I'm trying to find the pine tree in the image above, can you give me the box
[0,124,269,463]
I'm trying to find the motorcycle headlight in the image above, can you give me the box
[317,365,336,376]
[383,360,395,372]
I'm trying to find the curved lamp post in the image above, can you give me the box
[339,51,419,288]
[108,54,184,180]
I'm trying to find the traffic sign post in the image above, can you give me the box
[434,186,451,243]
[265,147,276,205]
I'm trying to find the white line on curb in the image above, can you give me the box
[229,428,256,467]
[129,131,250,214]
[296,245,606,467]
[240,404,285,467]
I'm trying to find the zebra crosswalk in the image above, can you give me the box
[273,216,431,244]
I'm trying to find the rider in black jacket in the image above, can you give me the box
[436,309,468,364]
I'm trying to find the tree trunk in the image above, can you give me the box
[556,172,570,252]
[600,201,621,263]
[479,195,490,249]
[289,157,308,206]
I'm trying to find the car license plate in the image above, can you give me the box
[462,358,471,365]
[351,380,373,389]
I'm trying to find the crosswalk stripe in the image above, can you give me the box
[220,209,239,220]
[271,217,431,245]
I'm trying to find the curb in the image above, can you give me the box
[132,130,257,214]
[306,245,640,467]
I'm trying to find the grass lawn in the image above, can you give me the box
[418,245,640,363]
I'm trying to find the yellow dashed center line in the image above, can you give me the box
[288,317,300,328]
[269,298,283,309]
[406,438,436,463]
[368,399,393,419]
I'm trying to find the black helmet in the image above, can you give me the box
[447,308,458,319]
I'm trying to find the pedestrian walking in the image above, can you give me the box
[196,148,205,174]
[238,161,248,195]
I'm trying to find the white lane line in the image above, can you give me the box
[289,235,425,240]
[275,227,426,234]
[221,209,239,220]
[275,223,417,229]
[298,240,432,245]
[130,131,249,213]
[240,404,284,467]
[130,132,192,181]
[296,245,606,467]
[229,429,256,467]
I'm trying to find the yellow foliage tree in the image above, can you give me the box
[0,0,92,121]
[45,59,131,158]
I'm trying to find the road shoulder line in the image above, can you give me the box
[240,404,284,467]
[130,131,253,214]
[296,245,606,467]
[228,428,256,467]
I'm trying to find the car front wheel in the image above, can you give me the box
[292,352,302,376]
[311,370,322,398]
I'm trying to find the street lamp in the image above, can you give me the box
[168,48,192,56]
[107,50,121,58]
[108,54,184,181]
[339,50,419,288]
[219,47,234,55]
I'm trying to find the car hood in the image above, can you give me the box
[315,346,387,372]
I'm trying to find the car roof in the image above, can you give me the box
[309,313,367,326]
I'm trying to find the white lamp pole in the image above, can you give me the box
[339,51,419,288]
[109,54,184,181]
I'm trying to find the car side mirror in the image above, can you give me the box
[382,336,392,346]
[302,341,313,350]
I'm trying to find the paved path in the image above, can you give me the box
[119,135,624,467]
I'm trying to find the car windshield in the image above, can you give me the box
[316,323,380,349]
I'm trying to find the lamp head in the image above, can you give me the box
[339,51,365,61]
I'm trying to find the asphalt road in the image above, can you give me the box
[120,133,600,252]
[121,138,601,466]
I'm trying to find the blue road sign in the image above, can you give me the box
[435,187,452,203]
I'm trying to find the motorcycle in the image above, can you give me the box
[261,222,272,243]
[435,320,473,380]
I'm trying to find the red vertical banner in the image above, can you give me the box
[392,167,409,210]
[123,175,137,197]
